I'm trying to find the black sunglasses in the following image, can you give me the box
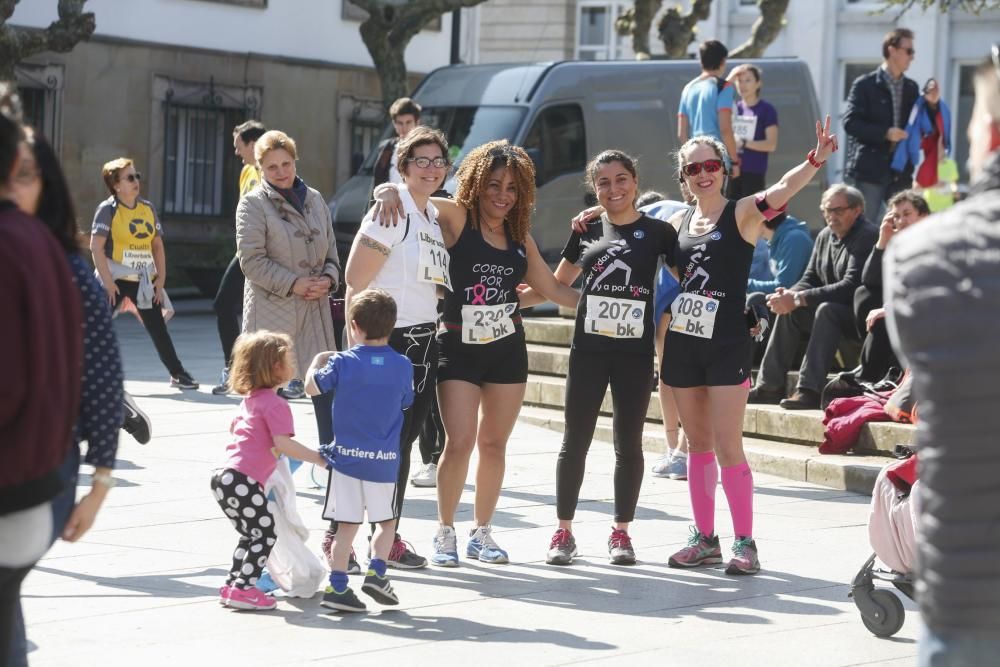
[121,172,142,183]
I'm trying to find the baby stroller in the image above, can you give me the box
[849,448,918,637]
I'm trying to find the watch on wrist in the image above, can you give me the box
[92,473,117,489]
[793,292,804,308]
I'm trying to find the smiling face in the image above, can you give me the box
[259,148,297,189]
[400,142,448,199]
[680,142,726,198]
[478,166,517,222]
[593,160,638,217]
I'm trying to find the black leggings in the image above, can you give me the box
[211,468,277,589]
[113,279,185,376]
[213,255,245,368]
[329,322,438,535]
[556,349,653,524]
[418,391,445,466]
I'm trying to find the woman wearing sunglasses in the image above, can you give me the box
[90,157,198,389]
[328,126,455,571]
[664,118,837,576]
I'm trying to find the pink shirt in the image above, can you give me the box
[222,388,295,484]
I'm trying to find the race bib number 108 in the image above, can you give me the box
[669,293,719,339]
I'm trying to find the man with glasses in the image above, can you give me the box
[748,184,877,409]
[885,48,1000,666]
[844,27,920,221]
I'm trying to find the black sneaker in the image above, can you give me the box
[779,389,821,410]
[748,386,783,404]
[387,534,428,569]
[121,392,151,444]
[170,371,199,390]
[361,571,399,605]
[211,368,230,395]
[320,585,367,612]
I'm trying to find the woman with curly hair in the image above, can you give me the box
[372,140,579,567]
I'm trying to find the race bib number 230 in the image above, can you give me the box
[461,303,517,344]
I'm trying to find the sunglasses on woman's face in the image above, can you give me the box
[121,172,142,183]
[681,159,724,177]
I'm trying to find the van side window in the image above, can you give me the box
[523,104,586,187]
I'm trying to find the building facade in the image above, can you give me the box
[12,0,459,280]
[466,0,1000,184]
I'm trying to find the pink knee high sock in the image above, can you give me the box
[687,451,718,536]
[721,462,754,538]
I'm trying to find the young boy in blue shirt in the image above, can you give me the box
[305,288,414,612]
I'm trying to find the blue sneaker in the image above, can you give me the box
[254,569,280,594]
[467,525,509,564]
[278,379,305,400]
[431,525,459,568]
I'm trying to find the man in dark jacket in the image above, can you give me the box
[886,53,1000,666]
[749,184,878,409]
[843,27,919,221]
[0,96,81,659]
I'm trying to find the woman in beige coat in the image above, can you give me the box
[236,130,340,434]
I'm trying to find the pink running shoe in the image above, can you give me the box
[223,585,277,611]
[668,526,723,568]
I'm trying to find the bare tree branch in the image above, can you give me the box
[729,0,789,58]
[615,0,663,59]
[877,0,999,14]
[349,0,488,109]
[0,0,95,80]
[657,0,712,59]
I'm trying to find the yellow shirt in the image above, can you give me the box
[91,197,162,275]
[239,164,260,198]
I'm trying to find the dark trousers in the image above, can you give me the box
[211,469,277,588]
[0,565,33,665]
[113,279,185,376]
[213,255,245,368]
[556,349,651,524]
[852,284,899,382]
[418,391,445,466]
[757,301,859,394]
[848,174,909,224]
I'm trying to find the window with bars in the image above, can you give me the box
[163,105,245,217]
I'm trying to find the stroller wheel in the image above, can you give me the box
[861,589,905,637]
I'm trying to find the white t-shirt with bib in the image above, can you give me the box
[356,184,449,327]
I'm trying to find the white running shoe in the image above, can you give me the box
[410,463,437,488]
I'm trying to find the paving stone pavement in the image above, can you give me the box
[19,308,920,666]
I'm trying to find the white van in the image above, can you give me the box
[330,58,827,264]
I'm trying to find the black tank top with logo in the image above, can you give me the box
[441,215,527,339]
[674,200,754,343]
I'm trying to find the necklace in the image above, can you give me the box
[482,218,504,234]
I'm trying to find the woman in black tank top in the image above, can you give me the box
[371,140,579,567]
[662,119,839,577]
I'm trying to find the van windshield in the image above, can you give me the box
[363,106,526,170]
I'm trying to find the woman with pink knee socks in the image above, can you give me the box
[662,119,838,575]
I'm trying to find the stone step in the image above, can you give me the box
[523,373,916,457]
[518,404,886,495]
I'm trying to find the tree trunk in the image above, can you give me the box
[729,0,789,58]
[657,0,712,59]
[0,0,95,81]
[615,0,663,59]
[349,0,488,111]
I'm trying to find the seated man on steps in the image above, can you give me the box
[749,184,878,410]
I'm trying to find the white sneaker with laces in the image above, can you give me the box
[410,462,437,487]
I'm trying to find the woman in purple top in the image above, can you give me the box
[728,64,779,198]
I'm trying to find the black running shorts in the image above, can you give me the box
[661,332,753,388]
[436,328,528,386]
